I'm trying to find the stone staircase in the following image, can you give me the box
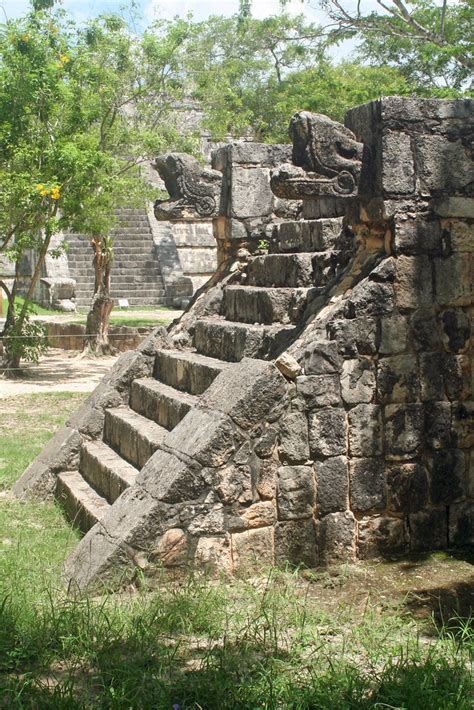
[55,216,349,535]
[66,208,169,309]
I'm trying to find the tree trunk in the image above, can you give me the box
[83,235,116,356]
[84,292,115,355]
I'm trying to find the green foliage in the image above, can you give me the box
[0,8,195,366]
[169,12,413,143]
[320,0,474,93]
[3,301,48,364]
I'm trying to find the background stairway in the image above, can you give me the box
[56,216,351,532]
[66,208,170,309]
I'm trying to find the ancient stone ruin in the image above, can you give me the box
[14,97,473,591]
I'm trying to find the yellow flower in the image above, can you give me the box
[59,54,70,64]
[21,33,30,42]
[50,187,61,200]
[35,183,45,191]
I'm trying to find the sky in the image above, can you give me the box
[0,0,329,26]
[0,0,365,59]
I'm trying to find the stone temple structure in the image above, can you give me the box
[14,97,473,591]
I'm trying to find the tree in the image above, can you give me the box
[170,12,412,143]
[176,13,326,141]
[319,0,473,93]
[0,8,195,369]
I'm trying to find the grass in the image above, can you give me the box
[71,315,173,328]
[1,296,62,317]
[0,393,473,709]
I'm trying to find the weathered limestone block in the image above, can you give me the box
[424,402,452,449]
[216,464,253,505]
[434,197,474,218]
[235,501,277,530]
[303,340,342,375]
[138,449,208,503]
[393,219,444,255]
[379,315,408,355]
[195,536,233,573]
[348,404,382,457]
[154,528,188,567]
[395,255,433,309]
[448,502,474,547]
[64,527,137,592]
[429,448,466,505]
[275,352,302,379]
[443,220,474,253]
[296,374,341,408]
[278,408,310,464]
[318,511,357,564]
[434,254,472,306]
[408,509,447,551]
[13,426,82,499]
[377,355,420,403]
[452,401,474,448]
[358,516,406,558]
[341,359,376,405]
[309,408,347,457]
[231,166,273,219]
[255,457,278,500]
[420,352,470,401]
[188,505,226,536]
[231,527,274,572]
[410,309,440,351]
[274,217,347,253]
[349,458,386,512]
[440,309,471,352]
[384,404,424,460]
[199,358,287,429]
[164,409,237,468]
[277,465,315,520]
[416,135,474,194]
[345,281,395,317]
[381,131,415,195]
[253,426,278,458]
[386,463,429,513]
[328,317,378,358]
[316,456,349,515]
[275,519,318,567]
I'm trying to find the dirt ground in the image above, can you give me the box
[0,348,118,398]
[0,308,182,398]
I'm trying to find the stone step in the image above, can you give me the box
[68,249,158,266]
[272,218,350,253]
[223,286,308,325]
[194,317,297,362]
[80,440,138,504]
[130,378,197,430]
[154,349,229,395]
[115,208,148,215]
[110,229,151,241]
[104,407,168,469]
[56,470,110,533]
[245,253,314,287]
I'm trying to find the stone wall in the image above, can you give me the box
[212,142,301,262]
[13,98,473,591]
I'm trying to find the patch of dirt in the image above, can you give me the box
[0,348,118,397]
[300,551,474,629]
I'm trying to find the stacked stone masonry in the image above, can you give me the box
[13,97,473,591]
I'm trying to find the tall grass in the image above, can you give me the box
[0,393,473,708]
